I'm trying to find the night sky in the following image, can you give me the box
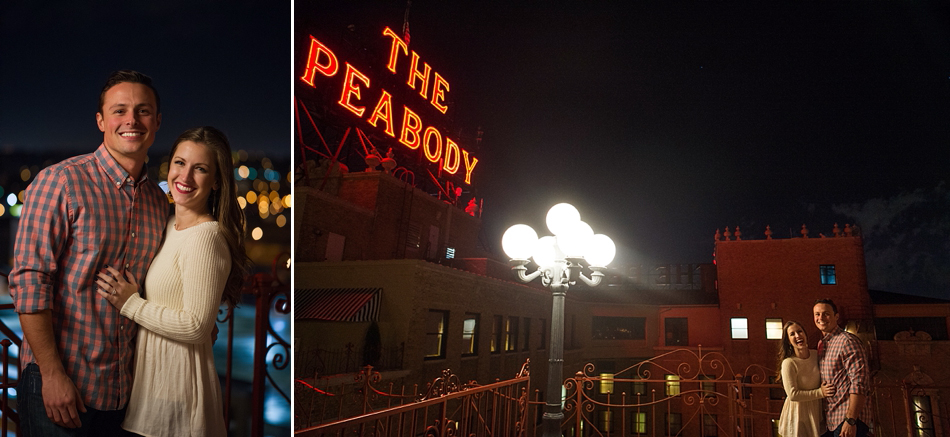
[0,2,289,159]
[300,2,950,299]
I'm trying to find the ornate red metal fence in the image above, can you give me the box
[0,254,290,437]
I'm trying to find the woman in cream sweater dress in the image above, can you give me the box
[98,127,247,437]
[776,320,836,437]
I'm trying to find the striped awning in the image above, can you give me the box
[295,288,381,322]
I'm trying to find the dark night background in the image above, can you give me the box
[0,2,289,160]
[299,2,950,300]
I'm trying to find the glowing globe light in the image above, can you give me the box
[501,224,538,260]
[556,220,593,257]
[532,236,558,268]
[6,193,16,206]
[585,234,616,268]
[545,203,580,236]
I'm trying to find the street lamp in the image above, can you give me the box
[502,203,616,437]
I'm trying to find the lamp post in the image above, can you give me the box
[502,203,616,437]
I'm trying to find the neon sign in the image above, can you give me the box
[300,27,479,185]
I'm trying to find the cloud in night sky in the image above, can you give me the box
[833,183,950,298]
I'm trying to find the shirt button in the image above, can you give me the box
[131,232,136,238]
[125,263,130,269]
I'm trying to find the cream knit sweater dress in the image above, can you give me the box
[119,219,229,437]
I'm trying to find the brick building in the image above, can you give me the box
[295,167,949,435]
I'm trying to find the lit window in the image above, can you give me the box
[665,375,681,396]
[491,315,502,353]
[632,412,647,434]
[820,265,837,285]
[599,410,613,431]
[700,375,715,398]
[600,373,615,394]
[731,318,749,339]
[505,316,519,351]
[913,395,935,436]
[462,313,479,356]
[445,247,455,259]
[425,310,448,359]
[766,318,783,340]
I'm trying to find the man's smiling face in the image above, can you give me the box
[96,81,161,164]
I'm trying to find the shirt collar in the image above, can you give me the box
[94,144,150,188]
[822,325,844,341]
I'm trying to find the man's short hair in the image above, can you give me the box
[815,298,838,314]
[98,70,161,114]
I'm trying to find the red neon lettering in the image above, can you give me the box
[338,63,370,117]
[300,36,339,87]
[430,72,450,114]
[382,27,409,74]
[422,126,442,163]
[367,90,396,137]
[407,52,431,99]
[398,106,422,149]
[461,150,478,185]
[442,138,461,174]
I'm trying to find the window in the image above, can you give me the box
[766,318,783,340]
[425,310,448,359]
[592,316,647,340]
[700,375,715,398]
[632,375,647,396]
[462,313,479,356]
[522,318,531,351]
[666,413,682,435]
[820,264,836,285]
[505,316,519,351]
[665,375,681,396]
[703,414,718,436]
[632,412,647,435]
[665,318,688,346]
[539,318,547,350]
[599,410,613,432]
[491,315,503,353]
[731,318,749,339]
[445,247,455,259]
[600,373,615,394]
[912,395,935,437]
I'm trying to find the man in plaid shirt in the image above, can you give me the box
[814,299,873,437]
[10,70,168,436]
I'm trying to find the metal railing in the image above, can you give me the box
[296,360,531,436]
[0,253,290,437]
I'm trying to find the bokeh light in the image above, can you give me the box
[251,227,263,240]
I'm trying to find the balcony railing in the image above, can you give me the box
[0,253,291,437]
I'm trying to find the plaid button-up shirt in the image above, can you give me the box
[10,144,167,410]
[818,325,873,430]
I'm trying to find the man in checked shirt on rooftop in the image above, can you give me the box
[814,298,874,437]
[9,70,168,436]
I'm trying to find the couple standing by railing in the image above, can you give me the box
[9,70,247,437]
[777,299,874,437]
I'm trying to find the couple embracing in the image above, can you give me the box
[10,70,247,436]
[777,299,874,437]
